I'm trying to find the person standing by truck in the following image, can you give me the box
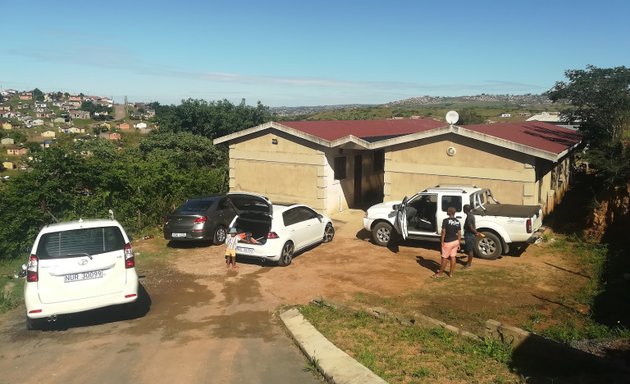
[433,206,461,278]
[463,204,484,269]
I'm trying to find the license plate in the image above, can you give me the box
[171,233,186,238]
[236,246,254,254]
[64,270,104,283]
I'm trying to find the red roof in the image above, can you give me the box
[463,121,582,154]
[279,119,445,141]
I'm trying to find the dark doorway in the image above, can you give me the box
[354,155,362,206]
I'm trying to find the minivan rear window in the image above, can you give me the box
[36,226,125,259]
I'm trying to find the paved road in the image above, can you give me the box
[0,262,321,384]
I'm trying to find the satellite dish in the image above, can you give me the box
[445,110,459,125]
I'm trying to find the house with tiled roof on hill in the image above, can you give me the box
[214,118,582,215]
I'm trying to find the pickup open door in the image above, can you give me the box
[394,196,409,240]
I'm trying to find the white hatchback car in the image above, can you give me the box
[24,219,139,330]
[227,193,335,266]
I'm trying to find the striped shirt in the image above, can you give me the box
[225,234,239,250]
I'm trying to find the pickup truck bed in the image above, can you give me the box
[473,204,540,218]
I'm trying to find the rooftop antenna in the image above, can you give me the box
[445,110,459,126]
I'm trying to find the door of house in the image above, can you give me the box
[354,155,362,206]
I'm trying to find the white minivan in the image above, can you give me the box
[24,219,139,330]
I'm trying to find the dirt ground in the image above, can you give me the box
[144,208,586,332]
[0,209,617,383]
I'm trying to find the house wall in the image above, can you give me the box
[535,155,572,214]
[384,134,538,205]
[228,131,328,212]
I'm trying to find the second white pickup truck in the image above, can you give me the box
[363,185,543,259]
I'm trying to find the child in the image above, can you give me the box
[225,227,240,269]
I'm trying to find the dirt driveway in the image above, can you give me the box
[0,210,575,383]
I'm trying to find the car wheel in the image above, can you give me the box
[278,241,294,266]
[372,221,393,247]
[475,232,502,260]
[323,223,335,243]
[213,225,227,245]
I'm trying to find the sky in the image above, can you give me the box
[1,0,629,107]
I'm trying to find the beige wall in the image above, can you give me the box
[384,134,538,205]
[535,155,573,214]
[228,131,327,212]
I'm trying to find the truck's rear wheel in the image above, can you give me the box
[475,232,502,260]
[372,222,393,247]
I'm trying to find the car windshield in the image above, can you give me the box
[36,226,125,259]
[177,199,215,213]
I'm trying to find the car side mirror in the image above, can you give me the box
[317,214,323,222]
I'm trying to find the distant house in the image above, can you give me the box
[68,95,82,102]
[34,101,47,109]
[69,110,91,119]
[7,147,28,156]
[527,112,579,130]
[134,122,147,129]
[99,132,121,141]
[2,122,12,130]
[118,122,131,130]
[41,130,56,138]
[41,140,54,148]
[2,161,15,170]
[1,138,15,145]
[31,119,45,126]
[1,111,16,119]
[67,127,85,134]
[0,105,11,112]
[19,92,33,100]
[500,113,512,118]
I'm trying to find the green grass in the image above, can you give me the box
[0,258,25,314]
[299,303,521,383]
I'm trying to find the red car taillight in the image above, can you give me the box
[267,232,279,239]
[27,254,38,282]
[193,216,208,224]
[124,243,135,268]
[526,218,532,234]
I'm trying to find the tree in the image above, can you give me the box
[153,98,272,139]
[32,88,44,101]
[457,108,486,125]
[547,65,630,188]
[546,65,630,146]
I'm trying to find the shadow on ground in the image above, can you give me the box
[34,283,152,331]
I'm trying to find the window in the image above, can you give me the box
[37,226,125,259]
[373,150,384,172]
[334,157,346,180]
[441,195,462,212]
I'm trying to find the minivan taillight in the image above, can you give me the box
[124,243,135,268]
[193,216,208,224]
[267,232,279,239]
[526,218,532,234]
[27,254,39,282]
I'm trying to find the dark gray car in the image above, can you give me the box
[163,195,236,244]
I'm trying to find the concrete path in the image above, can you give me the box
[280,308,388,384]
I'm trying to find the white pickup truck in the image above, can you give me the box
[363,185,543,259]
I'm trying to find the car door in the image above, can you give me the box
[394,196,409,240]
[296,206,325,245]
[282,207,318,250]
[406,193,439,235]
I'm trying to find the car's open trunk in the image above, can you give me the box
[232,214,271,244]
